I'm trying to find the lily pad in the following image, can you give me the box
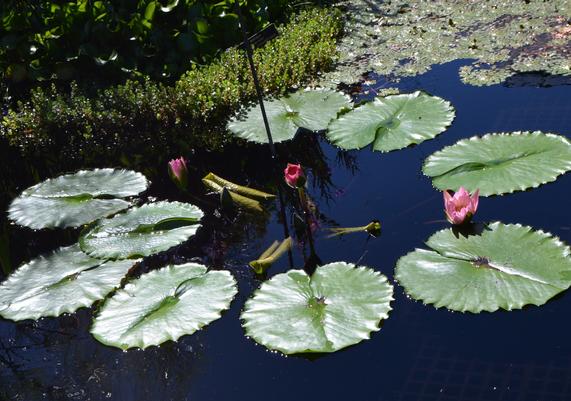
[241,262,393,354]
[423,131,571,196]
[91,263,237,350]
[8,169,149,229]
[0,245,139,321]
[227,88,351,143]
[395,222,571,313]
[80,201,203,259]
[326,91,455,152]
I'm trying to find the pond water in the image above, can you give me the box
[1,60,571,401]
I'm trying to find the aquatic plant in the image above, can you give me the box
[91,263,237,350]
[283,163,305,188]
[423,131,571,196]
[327,220,381,238]
[228,88,351,143]
[202,172,275,212]
[321,0,570,87]
[249,237,292,274]
[8,169,148,229]
[80,201,204,259]
[0,245,139,321]
[168,157,189,191]
[443,187,479,225]
[241,262,393,354]
[395,222,571,313]
[326,91,455,152]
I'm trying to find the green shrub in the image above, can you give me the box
[1,7,342,159]
[0,0,314,85]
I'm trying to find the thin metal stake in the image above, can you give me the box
[234,0,277,156]
[234,0,292,267]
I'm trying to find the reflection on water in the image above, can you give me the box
[1,60,571,400]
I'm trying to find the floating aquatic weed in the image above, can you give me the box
[320,0,570,87]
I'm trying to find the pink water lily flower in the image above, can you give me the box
[284,163,306,188]
[168,157,188,190]
[443,187,479,225]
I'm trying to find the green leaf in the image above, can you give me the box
[326,91,455,152]
[0,245,139,321]
[80,201,203,259]
[227,89,351,143]
[241,262,393,354]
[423,131,571,196]
[395,222,571,313]
[91,263,237,350]
[8,169,148,229]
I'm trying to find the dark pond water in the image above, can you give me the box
[1,60,571,401]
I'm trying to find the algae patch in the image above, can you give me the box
[323,0,570,86]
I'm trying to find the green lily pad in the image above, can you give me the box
[80,201,203,259]
[0,245,139,321]
[326,91,455,152]
[8,169,149,229]
[91,263,237,350]
[395,222,571,313]
[227,88,351,143]
[423,131,571,196]
[241,262,393,354]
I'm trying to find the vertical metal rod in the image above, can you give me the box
[234,0,293,267]
[234,0,276,156]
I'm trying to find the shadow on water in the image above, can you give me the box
[1,59,571,400]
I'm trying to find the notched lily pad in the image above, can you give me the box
[241,262,393,354]
[91,263,237,350]
[423,131,571,196]
[0,245,139,321]
[395,222,571,313]
[8,169,149,229]
[227,88,351,143]
[326,91,455,152]
[80,201,204,259]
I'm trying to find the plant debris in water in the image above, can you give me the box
[321,0,570,86]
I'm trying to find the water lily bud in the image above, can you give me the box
[365,220,382,237]
[168,157,188,191]
[443,187,479,225]
[284,163,306,188]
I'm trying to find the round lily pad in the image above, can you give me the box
[8,169,149,229]
[241,262,393,354]
[91,263,237,350]
[423,131,571,196]
[0,245,139,321]
[227,88,351,143]
[395,222,571,313]
[326,91,455,152]
[80,201,204,259]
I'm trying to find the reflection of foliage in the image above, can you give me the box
[0,0,309,86]
[322,0,570,86]
[0,312,205,400]
[1,8,343,158]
